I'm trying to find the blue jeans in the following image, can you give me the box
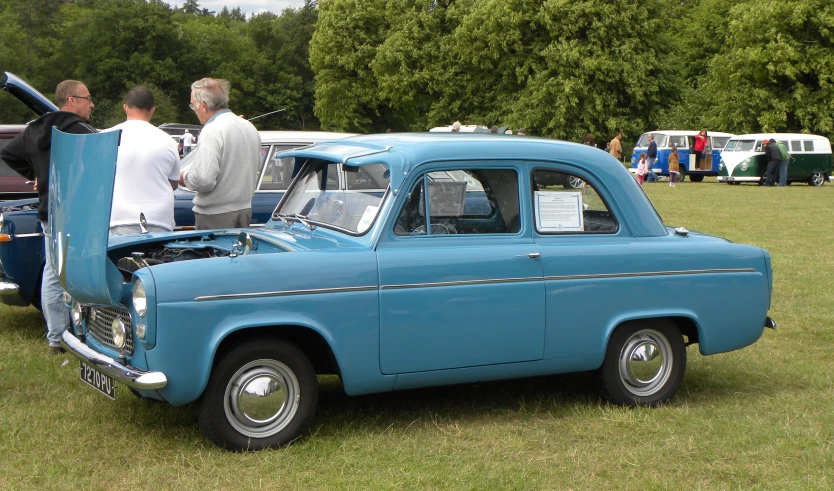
[646,157,659,182]
[778,160,789,186]
[41,221,70,347]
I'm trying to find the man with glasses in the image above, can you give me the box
[179,77,260,230]
[0,80,96,353]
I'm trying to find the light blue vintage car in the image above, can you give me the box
[53,130,775,451]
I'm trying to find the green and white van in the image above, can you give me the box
[718,133,832,186]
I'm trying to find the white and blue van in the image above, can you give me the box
[630,131,734,182]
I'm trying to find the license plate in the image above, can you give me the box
[80,361,116,400]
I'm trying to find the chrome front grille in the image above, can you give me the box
[86,305,134,353]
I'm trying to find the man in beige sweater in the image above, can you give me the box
[608,132,623,161]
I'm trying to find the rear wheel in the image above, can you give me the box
[677,167,686,182]
[196,338,318,451]
[808,172,826,186]
[598,320,686,406]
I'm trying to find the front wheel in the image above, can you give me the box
[677,168,686,182]
[196,339,318,451]
[689,174,704,182]
[598,320,686,406]
[808,172,826,186]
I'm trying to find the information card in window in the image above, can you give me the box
[534,191,583,232]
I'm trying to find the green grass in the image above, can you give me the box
[1,178,832,489]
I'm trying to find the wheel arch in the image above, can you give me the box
[212,323,342,378]
[603,313,700,357]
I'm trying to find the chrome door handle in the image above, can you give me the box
[516,252,541,259]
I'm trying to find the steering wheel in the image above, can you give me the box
[412,223,457,235]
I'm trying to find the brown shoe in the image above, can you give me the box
[48,346,66,354]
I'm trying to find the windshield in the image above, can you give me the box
[724,140,756,152]
[276,159,389,234]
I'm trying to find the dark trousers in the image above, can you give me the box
[764,161,779,186]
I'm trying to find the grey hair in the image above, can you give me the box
[191,78,231,111]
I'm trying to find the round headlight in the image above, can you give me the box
[740,162,749,171]
[133,280,147,318]
[111,318,126,349]
[71,301,83,326]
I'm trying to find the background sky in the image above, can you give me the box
[161,1,307,16]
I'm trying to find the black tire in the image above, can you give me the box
[677,168,686,182]
[808,172,825,187]
[597,320,686,406]
[689,174,704,182]
[196,338,318,451]
[32,265,43,312]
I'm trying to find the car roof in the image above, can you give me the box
[729,133,830,140]
[641,130,734,137]
[258,131,358,143]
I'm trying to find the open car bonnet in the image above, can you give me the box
[48,129,123,305]
[1,71,59,116]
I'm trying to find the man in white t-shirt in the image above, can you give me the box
[108,86,180,235]
[180,128,195,155]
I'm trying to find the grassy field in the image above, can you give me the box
[1,178,832,489]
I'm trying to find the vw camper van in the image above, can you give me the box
[630,130,733,182]
[718,134,832,186]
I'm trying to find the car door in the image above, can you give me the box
[376,163,545,374]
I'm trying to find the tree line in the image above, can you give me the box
[2,0,832,147]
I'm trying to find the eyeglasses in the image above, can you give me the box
[71,95,93,103]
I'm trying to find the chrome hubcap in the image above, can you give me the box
[812,173,824,186]
[618,329,673,396]
[224,359,300,438]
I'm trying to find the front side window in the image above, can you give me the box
[394,168,519,236]
[277,159,389,234]
[668,135,688,148]
[532,170,618,234]
[712,136,730,149]
[259,145,300,191]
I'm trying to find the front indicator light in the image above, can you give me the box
[136,322,146,339]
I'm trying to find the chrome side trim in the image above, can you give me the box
[7,233,45,239]
[0,280,20,296]
[543,268,756,281]
[381,276,540,290]
[60,330,167,389]
[195,285,377,302]
[195,268,758,301]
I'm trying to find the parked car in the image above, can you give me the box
[717,133,832,186]
[174,131,357,227]
[0,131,356,310]
[1,71,60,200]
[630,130,734,182]
[54,131,775,451]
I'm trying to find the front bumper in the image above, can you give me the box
[0,279,27,306]
[765,316,777,329]
[61,330,167,389]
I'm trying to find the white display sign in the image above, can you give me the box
[534,191,584,232]
[356,206,379,233]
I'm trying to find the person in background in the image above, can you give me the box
[608,132,623,161]
[693,128,708,170]
[775,139,791,187]
[179,78,261,229]
[645,134,659,182]
[451,121,461,132]
[668,144,680,187]
[516,128,527,136]
[636,153,648,186]
[583,133,596,147]
[762,138,781,186]
[490,126,498,134]
[108,86,180,236]
[0,80,96,353]
[180,128,195,156]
